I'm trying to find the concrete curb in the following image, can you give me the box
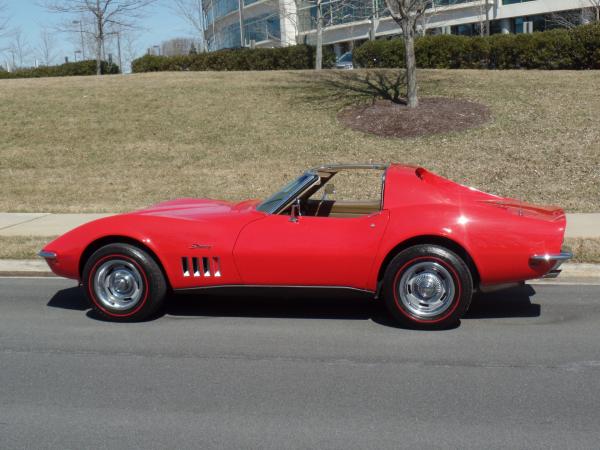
[1,260,598,284]
[0,260,57,278]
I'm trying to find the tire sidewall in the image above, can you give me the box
[383,245,473,328]
[82,243,167,321]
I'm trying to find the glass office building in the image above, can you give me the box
[202,0,296,51]
[202,0,594,52]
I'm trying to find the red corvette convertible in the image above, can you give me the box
[40,164,571,327]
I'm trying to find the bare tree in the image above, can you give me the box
[120,29,140,71]
[549,4,600,29]
[8,29,32,69]
[171,0,206,52]
[315,0,324,69]
[478,0,490,36]
[0,1,8,39]
[67,17,99,60]
[383,0,429,108]
[591,0,600,22]
[40,0,158,75]
[37,27,58,66]
[297,0,375,69]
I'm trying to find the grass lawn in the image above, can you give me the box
[0,70,598,213]
[0,236,57,259]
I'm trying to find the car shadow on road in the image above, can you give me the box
[47,286,89,311]
[46,284,540,328]
[465,284,540,319]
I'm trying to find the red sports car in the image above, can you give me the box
[39,164,571,327]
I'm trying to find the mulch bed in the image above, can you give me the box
[338,97,492,138]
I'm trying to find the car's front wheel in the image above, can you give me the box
[82,243,167,321]
[382,245,473,328]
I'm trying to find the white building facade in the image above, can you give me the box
[202,0,597,53]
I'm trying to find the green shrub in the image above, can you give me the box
[353,23,600,70]
[353,39,405,68]
[570,23,600,69]
[0,60,119,79]
[131,45,334,73]
[416,35,474,68]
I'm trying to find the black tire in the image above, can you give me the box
[82,243,167,322]
[382,245,473,329]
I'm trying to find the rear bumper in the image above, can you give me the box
[530,249,573,278]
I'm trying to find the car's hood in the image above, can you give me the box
[131,198,262,221]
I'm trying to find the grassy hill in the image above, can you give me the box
[0,70,598,212]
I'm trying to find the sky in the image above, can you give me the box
[1,1,196,68]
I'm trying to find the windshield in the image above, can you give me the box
[256,172,317,214]
[337,52,352,63]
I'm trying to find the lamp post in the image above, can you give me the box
[73,20,85,60]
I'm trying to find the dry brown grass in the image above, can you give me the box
[565,238,600,263]
[0,70,598,213]
[0,236,57,259]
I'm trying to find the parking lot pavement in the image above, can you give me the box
[1,278,600,449]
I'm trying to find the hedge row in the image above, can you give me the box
[0,60,119,79]
[132,45,335,72]
[354,24,600,70]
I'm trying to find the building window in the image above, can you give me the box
[244,13,281,43]
[434,0,478,6]
[451,23,478,35]
[502,0,535,5]
[213,22,242,49]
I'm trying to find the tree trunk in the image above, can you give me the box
[96,19,103,74]
[96,0,103,75]
[315,0,323,70]
[403,19,418,108]
[370,0,378,40]
[486,0,490,36]
[96,35,102,75]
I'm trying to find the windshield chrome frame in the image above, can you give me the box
[257,171,319,215]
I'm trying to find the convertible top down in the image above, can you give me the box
[40,163,571,327]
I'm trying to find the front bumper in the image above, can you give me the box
[38,251,57,260]
[530,249,573,278]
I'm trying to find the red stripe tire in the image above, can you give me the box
[382,245,473,329]
[82,243,167,322]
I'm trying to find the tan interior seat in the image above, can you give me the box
[304,199,381,218]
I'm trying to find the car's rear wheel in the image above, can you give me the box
[82,243,167,322]
[382,245,473,329]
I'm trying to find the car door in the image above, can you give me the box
[232,210,389,289]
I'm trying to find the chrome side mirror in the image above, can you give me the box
[289,199,301,223]
[323,183,335,201]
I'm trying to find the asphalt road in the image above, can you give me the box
[0,278,599,450]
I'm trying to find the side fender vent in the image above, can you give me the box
[181,257,190,277]
[181,256,221,278]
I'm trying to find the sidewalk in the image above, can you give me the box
[0,212,599,238]
[0,213,111,237]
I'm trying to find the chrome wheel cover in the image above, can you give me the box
[93,259,144,311]
[397,261,455,319]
